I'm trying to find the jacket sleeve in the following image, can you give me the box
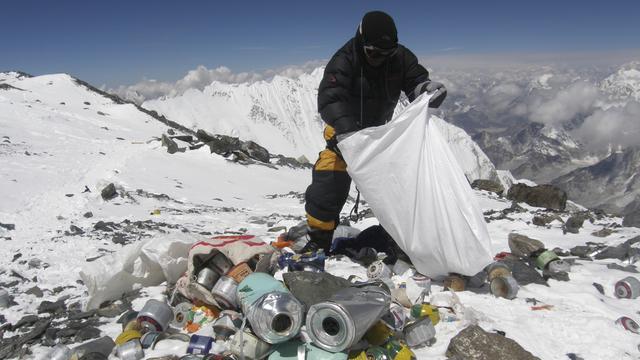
[317,51,359,134]
[402,48,431,102]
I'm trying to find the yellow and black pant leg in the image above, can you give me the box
[304,125,352,232]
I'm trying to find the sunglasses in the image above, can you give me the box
[364,44,398,59]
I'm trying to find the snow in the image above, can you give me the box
[1,73,640,359]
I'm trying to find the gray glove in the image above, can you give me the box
[414,81,447,108]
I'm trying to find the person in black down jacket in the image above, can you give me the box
[300,10,447,252]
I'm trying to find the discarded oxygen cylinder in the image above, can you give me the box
[269,340,348,360]
[187,335,214,355]
[237,273,304,344]
[230,330,272,360]
[196,267,220,290]
[115,340,144,360]
[615,276,640,299]
[137,299,173,332]
[403,316,436,349]
[213,310,243,340]
[47,344,72,360]
[306,285,391,352]
[486,262,511,282]
[616,316,640,334]
[534,250,560,270]
[385,340,417,360]
[368,260,393,280]
[211,252,234,275]
[410,304,440,325]
[490,275,519,300]
[212,275,239,309]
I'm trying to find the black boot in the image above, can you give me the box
[300,229,333,254]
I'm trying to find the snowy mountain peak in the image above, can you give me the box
[600,61,640,101]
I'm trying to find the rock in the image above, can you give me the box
[68,310,98,321]
[471,179,505,196]
[171,135,194,143]
[552,247,570,257]
[161,134,179,154]
[25,286,44,298]
[274,154,313,169]
[0,223,15,231]
[240,141,270,163]
[72,336,115,358]
[93,221,117,232]
[508,233,545,258]
[623,209,640,228]
[606,263,638,273]
[563,216,584,234]
[592,283,605,295]
[507,184,567,211]
[591,228,614,237]
[111,233,127,245]
[532,213,563,227]
[79,353,109,360]
[196,129,216,143]
[594,236,640,261]
[74,327,101,342]
[84,211,94,218]
[283,271,353,310]
[100,183,117,201]
[97,301,129,318]
[501,256,547,286]
[167,128,175,135]
[37,299,66,314]
[543,269,569,282]
[68,225,84,235]
[268,226,287,233]
[446,325,539,360]
[28,258,42,269]
[13,315,40,329]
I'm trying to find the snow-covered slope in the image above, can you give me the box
[601,61,640,102]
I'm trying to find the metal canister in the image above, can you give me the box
[615,276,640,299]
[47,344,72,360]
[213,310,243,340]
[534,250,560,270]
[137,299,174,332]
[392,260,413,276]
[211,252,234,275]
[140,331,162,349]
[490,276,519,300]
[486,262,511,282]
[116,340,144,360]
[381,302,407,331]
[444,274,466,292]
[228,262,253,283]
[403,316,436,349]
[187,335,214,355]
[616,316,640,334]
[171,302,193,329]
[306,285,391,352]
[410,304,440,325]
[365,347,390,360]
[230,330,272,360]
[385,340,416,360]
[115,330,142,346]
[368,261,393,280]
[237,273,304,344]
[0,288,10,308]
[364,321,393,346]
[212,275,239,309]
[197,268,221,290]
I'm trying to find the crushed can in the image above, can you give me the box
[277,251,325,272]
[211,275,239,309]
[444,274,466,292]
[368,260,393,280]
[534,249,560,270]
[364,321,393,346]
[385,340,417,360]
[230,330,272,360]
[615,276,640,299]
[188,335,214,355]
[115,329,142,346]
[137,299,173,332]
[228,262,253,283]
[47,344,72,360]
[211,252,234,275]
[486,262,512,282]
[306,285,391,352]
[237,273,304,344]
[616,316,640,334]
[490,275,519,300]
[403,316,436,349]
[213,310,243,340]
[381,302,407,331]
[410,304,440,325]
[116,340,144,360]
[197,268,221,290]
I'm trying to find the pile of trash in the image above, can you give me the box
[38,224,639,360]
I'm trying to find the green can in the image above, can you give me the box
[385,340,416,360]
[535,250,559,270]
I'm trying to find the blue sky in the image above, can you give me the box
[2,0,639,87]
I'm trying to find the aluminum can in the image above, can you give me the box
[306,285,391,352]
[616,316,640,334]
[615,276,640,299]
[47,344,72,360]
[116,340,144,360]
[385,340,417,360]
[137,299,174,332]
[403,316,436,349]
[187,335,214,355]
[237,273,303,344]
[490,276,519,300]
[197,268,220,290]
[211,275,239,309]
[368,261,393,280]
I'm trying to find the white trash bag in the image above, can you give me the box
[338,93,493,277]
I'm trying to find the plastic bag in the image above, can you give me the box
[338,93,492,277]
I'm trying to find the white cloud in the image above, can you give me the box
[574,101,640,151]
[529,82,599,125]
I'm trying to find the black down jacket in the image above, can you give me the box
[317,34,431,134]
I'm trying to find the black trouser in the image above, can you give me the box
[304,126,351,232]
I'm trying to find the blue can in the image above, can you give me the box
[187,334,214,355]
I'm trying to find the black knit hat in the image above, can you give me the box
[359,11,398,49]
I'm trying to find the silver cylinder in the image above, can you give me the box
[137,299,174,332]
[211,252,234,275]
[171,302,192,329]
[367,261,392,280]
[230,330,272,360]
[245,292,303,344]
[490,276,519,300]
[486,262,511,282]
[615,276,640,299]
[47,344,72,360]
[213,310,243,340]
[116,340,144,360]
[616,316,640,334]
[403,316,436,348]
[306,285,391,352]
[212,275,239,309]
[196,268,220,290]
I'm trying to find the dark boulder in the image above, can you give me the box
[446,325,539,360]
[507,184,567,211]
[471,179,505,196]
[161,134,179,154]
[100,183,117,201]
